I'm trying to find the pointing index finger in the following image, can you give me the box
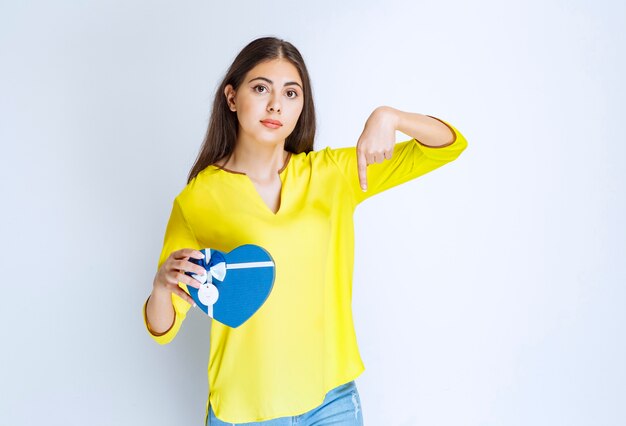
[357,149,368,191]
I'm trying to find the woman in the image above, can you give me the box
[143,36,468,425]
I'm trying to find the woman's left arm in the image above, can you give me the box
[356,106,458,191]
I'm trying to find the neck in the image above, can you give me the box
[225,136,288,182]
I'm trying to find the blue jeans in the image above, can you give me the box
[206,380,364,425]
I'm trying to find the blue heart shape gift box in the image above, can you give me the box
[184,244,276,328]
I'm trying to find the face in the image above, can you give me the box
[224,58,304,148]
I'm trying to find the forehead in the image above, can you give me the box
[246,59,302,84]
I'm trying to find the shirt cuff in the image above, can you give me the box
[143,295,176,337]
[412,115,468,162]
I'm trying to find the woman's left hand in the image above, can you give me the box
[356,106,399,191]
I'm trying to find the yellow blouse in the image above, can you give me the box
[143,116,468,423]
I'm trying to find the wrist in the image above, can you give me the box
[151,279,171,298]
[374,105,400,130]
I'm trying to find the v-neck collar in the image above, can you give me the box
[210,152,293,216]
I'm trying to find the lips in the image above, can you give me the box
[260,119,283,126]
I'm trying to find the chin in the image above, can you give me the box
[257,134,286,146]
[258,128,289,141]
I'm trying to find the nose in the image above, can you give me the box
[267,93,281,113]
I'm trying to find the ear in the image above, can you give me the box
[224,84,237,112]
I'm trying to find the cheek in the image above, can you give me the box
[290,106,304,127]
[237,102,260,123]
[288,102,304,120]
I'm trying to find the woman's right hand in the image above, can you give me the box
[153,248,207,306]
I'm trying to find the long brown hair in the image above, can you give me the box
[187,37,317,184]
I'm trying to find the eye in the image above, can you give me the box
[286,90,298,99]
[253,84,268,93]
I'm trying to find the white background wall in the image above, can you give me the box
[1,1,624,425]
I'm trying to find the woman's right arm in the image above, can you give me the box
[143,196,204,344]
[144,248,206,335]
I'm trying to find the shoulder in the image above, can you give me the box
[173,165,222,206]
[292,145,349,171]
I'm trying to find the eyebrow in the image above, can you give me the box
[248,76,303,91]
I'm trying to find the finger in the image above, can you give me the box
[169,270,201,289]
[171,249,191,260]
[184,273,202,289]
[184,259,208,276]
[188,249,205,259]
[180,271,202,289]
[176,258,206,276]
[357,149,368,191]
[172,286,196,307]
[171,259,206,275]
[172,248,205,260]
[367,152,380,164]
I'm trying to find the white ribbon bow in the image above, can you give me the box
[191,249,227,285]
